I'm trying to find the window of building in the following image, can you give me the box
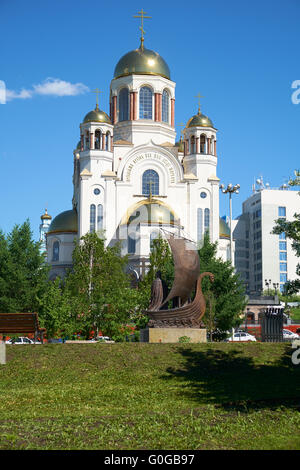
[52,241,59,262]
[280,262,287,272]
[142,169,159,195]
[197,208,203,242]
[279,232,286,240]
[90,204,96,232]
[139,86,153,119]
[200,135,206,154]
[278,206,286,217]
[280,273,287,283]
[162,90,169,123]
[97,204,103,231]
[279,241,287,251]
[119,88,129,121]
[95,130,101,149]
[279,252,287,261]
[128,235,136,254]
[105,132,110,151]
[204,208,210,232]
[190,136,195,154]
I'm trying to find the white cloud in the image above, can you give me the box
[33,78,89,96]
[6,88,33,101]
[6,78,89,101]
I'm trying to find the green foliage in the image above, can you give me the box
[0,221,49,313]
[37,278,75,339]
[272,170,300,294]
[143,234,174,290]
[64,232,145,340]
[198,233,247,332]
[178,336,191,343]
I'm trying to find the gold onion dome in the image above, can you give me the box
[128,202,178,225]
[41,209,52,220]
[114,47,170,80]
[83,105,111,124]
[48,209,78,234]
[187,111,214,128]
[219,217,230,239]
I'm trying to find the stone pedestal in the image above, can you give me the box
[0,343,6,365]
[140,328,207,343]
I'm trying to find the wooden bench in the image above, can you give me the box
[0,313,46,344]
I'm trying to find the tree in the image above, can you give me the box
[0,220,49,313]
[272,170,300,294]
[64,232,141,340]
[37,278,78,339]
[143,234,174,290]
[198,233,247,333]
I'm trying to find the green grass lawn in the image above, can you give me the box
[0,342,299,450]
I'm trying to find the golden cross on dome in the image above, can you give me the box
[92,88,103,109]
[195,93,204,114]
[133,9,152,50]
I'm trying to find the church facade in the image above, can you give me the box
[45,38,230,280]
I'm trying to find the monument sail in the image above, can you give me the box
[162,233,200,306]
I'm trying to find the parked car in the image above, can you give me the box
[5,336,42,345]
[283,329,300,340]
[89,336,114,343]
[226,332,257,342]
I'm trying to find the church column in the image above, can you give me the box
[90,133,94,150]
[214,140,217,156]
[110,135,114,152]
[102,133,106,150]
[130,92,134,120]
[158,93,162,121]
[154,93,159,121]
[171,98,175,127]
[207,138,210,155]
[196,137,200,154]
[113,95,117,124]
[133,92,138,120]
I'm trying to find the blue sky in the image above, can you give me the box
[0,0,299,240]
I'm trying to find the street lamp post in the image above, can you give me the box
[219,183,240,263]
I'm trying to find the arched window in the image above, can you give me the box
[204,208,210,233]
[119,88,129,122]
[105,132,110,151]
[142,169,159,196]
[52,241,59,262]
[97,204,103,231]
[90,204,96,232]
[210,136,214,155]
[197,208,203,242]
[95,130,101,150]
[139,86,153,119]
[162,90,169,123]
[200,134,206,154]
[190,136,196,154]
[85,131,90,150]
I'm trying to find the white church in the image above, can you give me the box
[41,24,231,280]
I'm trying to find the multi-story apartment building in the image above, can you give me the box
[233,182,299,294]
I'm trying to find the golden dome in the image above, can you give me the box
[114,47,170,80]
[127,201,178,225]
[41,209,52,220]
[48,209,78,234]
[219,217,230,239]
[83,105,111,124]
[187,111,214,128]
